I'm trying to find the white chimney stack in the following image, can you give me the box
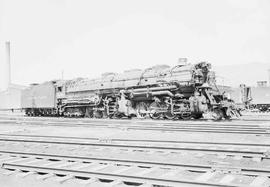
[5,41,11,89]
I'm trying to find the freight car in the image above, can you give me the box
[236,85,270,112]
[21,61,238,120]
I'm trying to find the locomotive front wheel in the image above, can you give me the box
[164,111,177,120]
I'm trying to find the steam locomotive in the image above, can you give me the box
[21,60,238,120]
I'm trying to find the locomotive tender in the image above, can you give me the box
[21,61,238,120]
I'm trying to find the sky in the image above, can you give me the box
[0,0,269,90]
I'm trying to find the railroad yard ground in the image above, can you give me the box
[0,113,270,186]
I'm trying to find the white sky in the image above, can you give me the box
[0,0,269,90]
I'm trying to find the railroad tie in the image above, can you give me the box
[89,163,112,171]
[110,166,135,174]
[252,156,262,162]
[1,169,20,176]
[41,161,66,167]
[159,169,180,178]
[78,177,98,185]
[140,183,153,187]
[53,161,78,169]
[217,154,227,159]
[159,151,171,156]
[104,180,123,187]
[2,157,34,165]
[70,162,98,170]
[263,150,270,157]
[146,150,156,155]
[218,174,235,184]
[249,176,269,186]
[195,152,205,157]
[54,174,74,183]
[36,173,55,180]
[135,166,159,176]
[0,155,27,163]
[196,171,216,182]
[16,171,36,178]
[233,155,243,160]
[17,158,45,165]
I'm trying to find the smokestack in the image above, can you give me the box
[5,41,11,89]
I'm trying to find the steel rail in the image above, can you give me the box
[0,133,269,147]
[0,120,268,135]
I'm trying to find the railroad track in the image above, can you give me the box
[1,151,270,186]
[0,133,269,161]
[0,118,270,134]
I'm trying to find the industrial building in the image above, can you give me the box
[0,41,25,111]
[0,84,26,110]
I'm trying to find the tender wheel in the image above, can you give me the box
[136,102,149,119]
[93,110,103,118]
[149,102,162,119]
[180,112,192,120]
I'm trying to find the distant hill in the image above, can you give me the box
[213,63,270,87]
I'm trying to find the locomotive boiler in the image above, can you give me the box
[22,60,238,120]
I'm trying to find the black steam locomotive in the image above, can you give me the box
[21,61,238,120]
